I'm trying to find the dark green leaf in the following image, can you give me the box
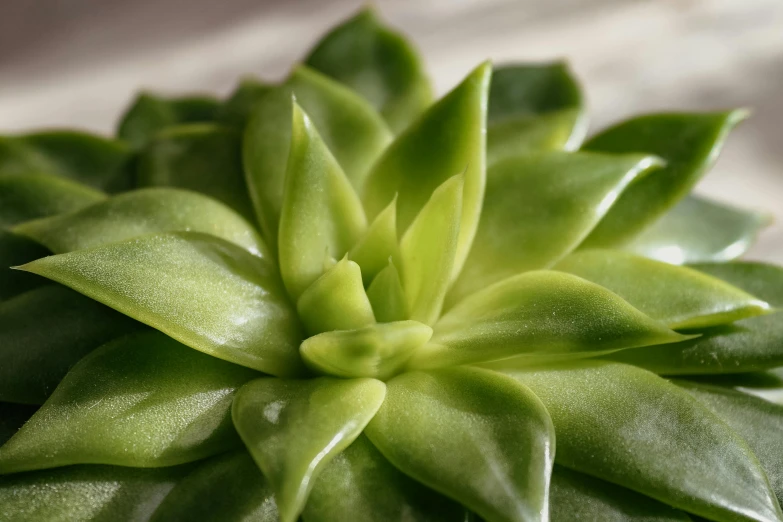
[0,231,49,301]
[217,77,272,130]
[0,403,37,446]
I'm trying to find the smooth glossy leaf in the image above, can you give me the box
[304,434,466,522]
[508,361,783,522]
[217,77,272,130]
[278,103,368,299]
[137,124,256,222]
[0,464,191,522]
[487,109,586,165]
[0,232,49,301]
[233,377,386,522]
[305,7,433,133]
[400,175,462,325]
[624,195,771,264]
[0,285,141,405]
[117,92,220,147]
[362,62,490,277]
[151,450,278,522]
[366,259,407,322]
[689,261,783,308]
[0,331,258,473]
[582,111,746,248]
[0,403,37,446]
[301,320,431,379]
[448,151,659,306]
[18,232,305,376]
[349,196,399,285]
[243,66,392,243]
[554,250,769,329]
[0,174,105,227]
[365,367,554,522]
[296,258,375,335]
[410,270,689,370]
[14,187,267,256]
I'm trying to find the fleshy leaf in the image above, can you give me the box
[304,434,467,522]
[0,464,191,522]
[278,103,368,299]
[400,175,463,325]
[18,232,304,376]
[487,109,586,165]
[365,367,554,522]
[688,369,783,406]
[582,111,747,248]
[0,174,105,227]
[448,151,660,306]
[554,249,769,329]
[217,77,272,130]
[137,124,256,222]
[232,376,386,522]
[296,258,375,335]
[243,66,392,243]
[689,261,783,307]
[349,196,400,285]
[362,62,490,277]
[301,320,432,379]
[14,187,267,257]
[366,259,408,322]
[624,195,771,264]
[0,403,37,446]
[0,285,141,405]
[0,331,258,473]
[410,270,689,370]
[0,232,49,301]
[150,450,278,522]
[305,7,433,133]
[508,361,783,522]
[0,131,133,191]
[117,92,220,147]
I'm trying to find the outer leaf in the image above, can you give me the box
[305,7,433,133]
[18,232,305,376]
[304,434,467,522]
[349,196,400,286]
[410,270,689,370]
[508,361,783,522]
[0,403,37,446]
[232,377,386,522]
[0,232,49,301]
[14,187,267,256]
[137,124,256,222]
[400,175,463,325]
[0,285,141,405]
[151,450,278,522]
[243,66,392,243]
[0,464,190,522]
[554,250,769,329]
[487,109,585,165]
[217,77,272,129]
[582,111,746,247]
[689,261,783,307]
[117,92,220,147]
[624,195,771,264]
[278,103,368,299]
[689,369,783,405]
[448,151,659,306]
[365,367,554,522]
[0,331,258,474]
[362,62,490,277]
[366,259,408,322]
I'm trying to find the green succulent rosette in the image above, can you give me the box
[2,8,783,522]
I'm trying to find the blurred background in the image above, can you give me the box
[1,0,782,260]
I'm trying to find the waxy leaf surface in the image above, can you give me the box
[487,109,585,165]
[366,259,408,322]
[690,261,783,307]
[118,92,220,147]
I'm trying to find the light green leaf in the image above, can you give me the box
[689,261,783,307]
[365,367,554,522]
[0,174,105,228]
[18,232,305,376]
[0,403,36,446]
[14,187,267,256]
[487,109,586,166]
[0,285,141,405]
[400,175,462,325]
[508,361,783,522]
[554,250,769,329]
[217,77,272,130]
[0,232,49,301]
[304,434,467,522]
[296,258,375,335]
[243,66,392,243]
[448,151,659,306]
[349,196,399,286]
[410,270,689,370]
[305,7,433,133]
[582,111,747,248]
[117,92,220,147]
[0,331,258,474]
[137,124,256,222]
[0,464,190,522]
[151,450,278,522]
[301,320,431,379]
[232,376,386,522]
[367,259,408,322]
[625,195,771,264]
[278,103,368,299]
[362,62,490,278]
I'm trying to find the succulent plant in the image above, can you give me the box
[2,7,783,522]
